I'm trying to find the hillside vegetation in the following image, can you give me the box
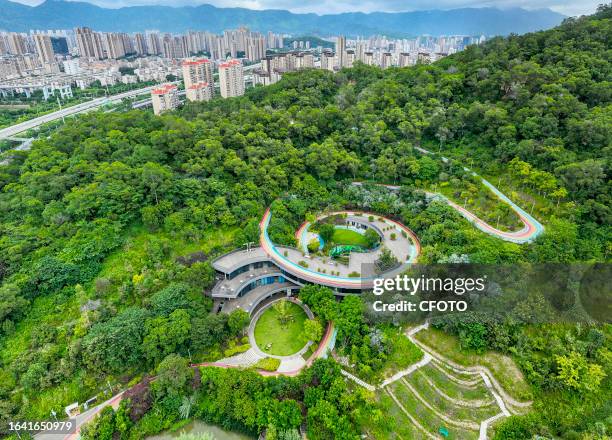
[0,6,610,439]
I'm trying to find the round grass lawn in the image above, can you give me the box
[332,228,370,247]
[253,301,308,356]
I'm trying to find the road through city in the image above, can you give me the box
[0,84,169,140]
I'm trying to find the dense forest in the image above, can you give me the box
[0,5,610,439]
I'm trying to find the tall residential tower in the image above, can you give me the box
[218,59,244,98]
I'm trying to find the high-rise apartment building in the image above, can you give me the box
[345,49,355,68]
[151,83,179,115]
[162,34,188,59]
[62,58,80,74]
[218,59,244,98]
[355,41,367,62]
[75,27,105,59]
[103,33,126,59]
[335,35,346,68]
[399,52,411,67]
[8,33,28,55]
[33,33,55,64]
[381,52,392,69]
[296,53,314,69]
[182,58,214,97]
[321,50,335,71]
[134,33,148,55]
[146,32,162,55]
[363,52,374,66]
[0,33,9,55]
[185,82,212,102]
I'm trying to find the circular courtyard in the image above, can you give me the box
[251,298,314,357]
[260,209,420,290]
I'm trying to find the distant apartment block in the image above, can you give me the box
[417,52,432,64]
[75,27,105,60]
[253,51,314,86]
[218,59,244,98]
[381,52,392,69]
[336,35,346,68]
[8,33,28,55]
[151,83,179,115]
[186,82,212,102]
[33,34,55,64]
[62,58,80,74]
[345,49,355,68]
[321,49,335,71]
[182,58,214,97]
[399,52,412,67]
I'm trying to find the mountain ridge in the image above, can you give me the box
[0,0,566,36]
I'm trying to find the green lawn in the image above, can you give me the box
[254,301,308,356]
[358,391,426,439]
[390,381,480,440]
[406,372,500,422]
[381,328,423,380]
[419,365,490,401]
[436,181,523,232]
[332,228,369,247]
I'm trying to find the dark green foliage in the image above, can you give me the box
[318,223,335,243]
[0,7,610,437]
[80,406,116,440]
[81,307,150,373]
[153,354,193,398]
[299,284,338,323]
[148,283,192,317]
[190,313,230,352]
[228,309,250,337]
[493,414,543,440]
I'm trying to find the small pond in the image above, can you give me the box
[147,420,254,440]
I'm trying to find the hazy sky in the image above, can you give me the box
[11,0,602,16]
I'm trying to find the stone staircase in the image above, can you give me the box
[216,348,263,367]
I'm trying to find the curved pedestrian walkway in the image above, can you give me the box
[215,347,263,367]
[430,360,483,388]
[418,370,495,408]
[386,388,441,440]
[352,146,544,244]
[407,322,532,412]
[399,377,481,431]
[413,146,544,244]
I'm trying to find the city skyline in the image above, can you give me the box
[1,25,483,90]
[4,0,601,16]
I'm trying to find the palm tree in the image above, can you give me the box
[273,300,294,327]
[178,394,197,420]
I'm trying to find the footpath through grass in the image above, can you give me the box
[415,328,533,401]
[253,301,308,356]
[390,380,480,440]
[358,391,426,439]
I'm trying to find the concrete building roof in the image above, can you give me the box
[212,246,270,274]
